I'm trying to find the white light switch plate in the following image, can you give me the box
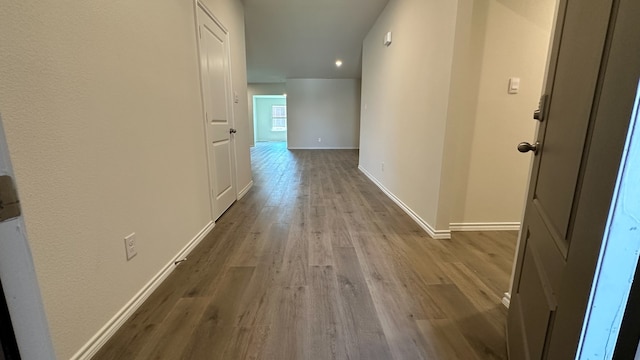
[508,77,520,94]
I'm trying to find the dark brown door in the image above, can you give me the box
[507,0,640,358]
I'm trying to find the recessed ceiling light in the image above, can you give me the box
[335,60,343,67]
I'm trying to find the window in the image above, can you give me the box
[272,105,287,131]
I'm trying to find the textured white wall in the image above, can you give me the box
[359,0,459,229]
[0,0,250,358]
[247,83,287,146]
[286,79,361,149]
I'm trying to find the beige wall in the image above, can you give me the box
[436,0,489,229]
[247,83,287,146]
[0,0,250,358]
[360,0,555,234]
[286,79,361,149]
[359,0,459,231]
[451,0,555,226]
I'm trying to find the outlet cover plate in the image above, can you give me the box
[125,233,137,260]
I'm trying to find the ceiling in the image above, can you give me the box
[242,0,390,83]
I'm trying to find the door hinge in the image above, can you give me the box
[0,175,21,222]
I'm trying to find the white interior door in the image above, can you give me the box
[197,5,237,221]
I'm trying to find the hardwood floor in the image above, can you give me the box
[94,142,516,360]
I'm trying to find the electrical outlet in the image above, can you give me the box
[318,137,322,143]
[124,233,137,260]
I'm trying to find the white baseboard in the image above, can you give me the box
[70,221,215,360]
[287,146,359,150]
[449,222,521,231]
[358,165,451,240]
[238,180,254,200]
[502,292,511,308]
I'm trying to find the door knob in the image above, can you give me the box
[517,142,539,154]
[229,128,237,134]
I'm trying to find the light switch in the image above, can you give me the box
[508,77,520,94]
[384,32,392,47]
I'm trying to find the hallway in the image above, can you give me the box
[94,142,514,359]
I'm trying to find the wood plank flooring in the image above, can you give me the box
[94,142,516,360]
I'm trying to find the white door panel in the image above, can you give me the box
[212,139,232,198]
[197,5,236,221]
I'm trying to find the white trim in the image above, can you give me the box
[502,292,511,308]
[70,221,215,360]
[358,165,451,240]
[288,146,359,150]
[449,222,521,232]
[237,180,253,200]
[196,1,228,33]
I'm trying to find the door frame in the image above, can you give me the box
[571,0,640,355]
[192,1,239,220]
[0,115,56,359]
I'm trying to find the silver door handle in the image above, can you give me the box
[517,142,539,154]
[229,128,237,134]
